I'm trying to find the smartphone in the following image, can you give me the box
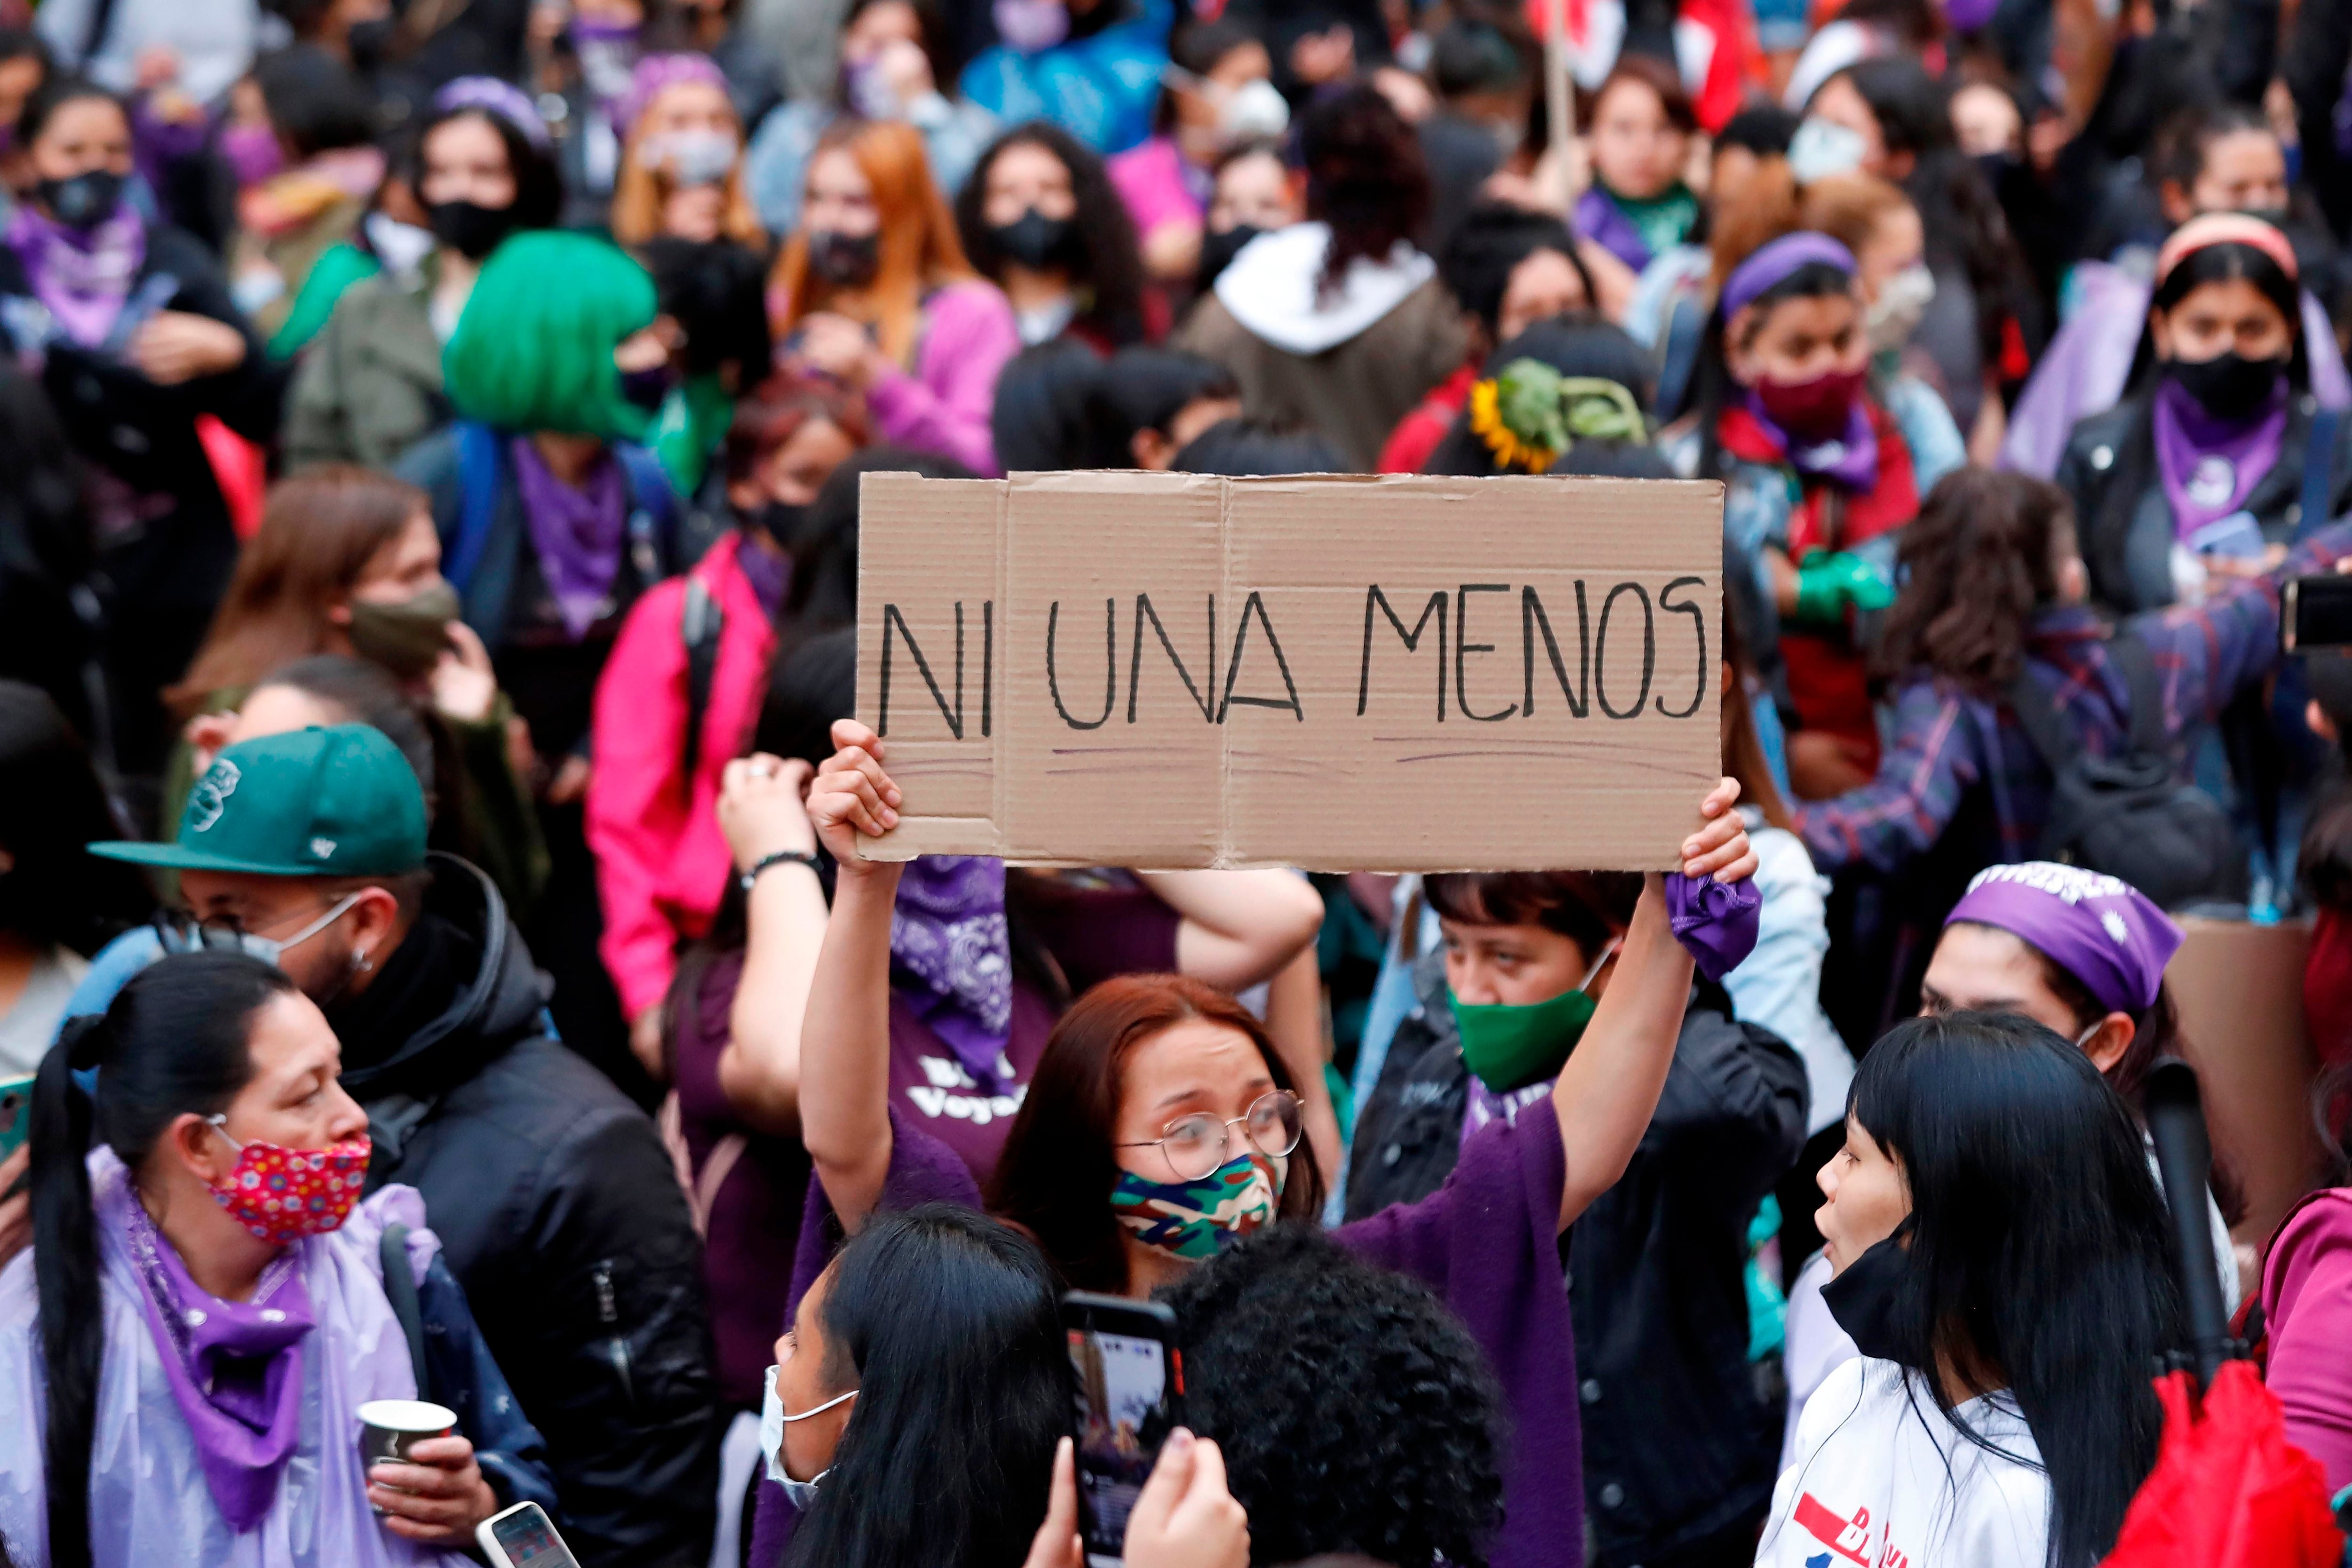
[2284,575,2352,653]
[0,1074,32,1163]
[476,1502,581,1568]
[1062,1291,1183,1568]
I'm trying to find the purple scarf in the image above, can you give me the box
[510,437,628,639]
[1739,387,1880,492]
[2152,376,2289,542]
[5,201,145,348]
[890,856,1013,1088]
[735,531,791,620]
[1572,186,1653,274]
[120,1193,315,1534]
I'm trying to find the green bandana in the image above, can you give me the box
[1449,941,1618,1093]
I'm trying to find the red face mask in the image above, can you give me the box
[1756,365,1866,440]
[205,1118,371,1244]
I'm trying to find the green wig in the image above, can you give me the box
[442,231,659,441]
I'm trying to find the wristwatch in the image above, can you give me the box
[740,849,823,892]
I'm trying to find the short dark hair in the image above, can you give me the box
[1172,417,1347,476]
[1158,1225,1506,1568]
[1423,870,1641,958]
[253,44,376,159]
[254,654,437,803]
[1429,19,1530,98]
[1438,203,1592,338]
[1099,347,1237,440]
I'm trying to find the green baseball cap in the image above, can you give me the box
[89,724,429,878]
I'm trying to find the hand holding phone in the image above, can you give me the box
[477,1502,582,1568]
[1063,1291,1183,1566]
[1023,1430,1249,1568]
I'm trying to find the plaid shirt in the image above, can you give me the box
[1795,520,2352,874]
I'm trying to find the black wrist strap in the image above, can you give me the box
[740,849,822,891]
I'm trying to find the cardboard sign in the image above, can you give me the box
[853,470,1726,871]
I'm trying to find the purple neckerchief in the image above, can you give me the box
[510,437,628,639]
[118,1188,315,1534]
[1740,387,1879,492]
[735,530,791,620]
[2152,375,2289,542]
[1572,186,1653,273]
[890,856,1013,1088]
[5,201,145,348]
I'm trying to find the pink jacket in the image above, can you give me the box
[588,531,779,1020]
[866,279,1019,475]
[2263,1187,2352,1493]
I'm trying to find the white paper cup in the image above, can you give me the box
[358,1399,458,1473]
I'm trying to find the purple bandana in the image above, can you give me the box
[1946,861,2185,1015]
[432,76,554,147]
[1722,231,1856,320]
[891,856,1013,1088]
[615,53,730,138]
[2152,376,2289,543]
[510,437,628,639]
[5,200,146,348]
[119,1188,315,1534]
[1573,186,1653,274]
[1739,386,1880,492]
[736,531,791,620]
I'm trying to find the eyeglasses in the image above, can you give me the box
[1117,1090,1302,1183]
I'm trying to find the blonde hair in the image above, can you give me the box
[609,83,765,250]
[768,118,974,367]
[1798,173,1916,266]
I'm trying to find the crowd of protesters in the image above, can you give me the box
[8,0,2352,1563]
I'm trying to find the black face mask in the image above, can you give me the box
[427,199,518,261]
[38,170,125,232]
[988,207,1079,271]
[619,362,675,411]
[1820,1230,1932,1370]
[753,499,805,546]
[1197,223,1259,288]
[807,230,880,287]
[2168,350,2289,422]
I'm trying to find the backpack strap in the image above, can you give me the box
[446,422,503,597]
[378,1221,434,1404]
[2004,660,2081,776]
[2298,403,2343,543]
[615,442,680,581]
[2104,629,2169,757]
[680,575,724,796]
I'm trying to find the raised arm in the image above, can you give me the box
[1138,869,1326,990]
[1551,780,1755,1231]
[711,756,832,1136]
[800,721,909,1231]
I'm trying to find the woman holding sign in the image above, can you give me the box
[778,717,1761,1568]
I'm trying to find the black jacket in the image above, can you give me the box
[339,856,719,1568]
[1345,955,1809,1566]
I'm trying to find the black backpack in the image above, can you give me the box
[2005,631,2249,910]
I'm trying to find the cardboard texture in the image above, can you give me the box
[854,470,1727,870]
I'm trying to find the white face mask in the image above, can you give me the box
[1788,117,1869,183]
[178,891,362,969]
[759,1363,858,1510]
[1218,77,1290,142]
[1866,262,1935,352]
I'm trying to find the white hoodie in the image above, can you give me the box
[1211,222,1436,356]
[1758,1357,2051,1568]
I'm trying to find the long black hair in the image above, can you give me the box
[0,682,150,956]
[782,1204,1066,1568]
[2085,239,2306,605]
[397,100,565,231]
[1845,1011,2185,1568]
[957,121,1147,349]
[31,952,294,1568]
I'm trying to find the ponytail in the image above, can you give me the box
[27,951,287,1568]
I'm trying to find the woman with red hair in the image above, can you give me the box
[769,119,1019,473]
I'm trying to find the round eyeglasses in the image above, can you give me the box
[1116,1090,1302,1183]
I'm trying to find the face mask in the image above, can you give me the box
[993,0,1070,53]
[844,56,900,119]
[221,123,286,188]
[427,199,519,261]
[807,229,881,287]
[1756,364,1866,440]
[365,212,436,276]
[346,579,460,679]
[989,208,1078,271]
[1787,117,1869,184]
[1449,939,1618,1093]
[1111,1150,1280,1261]
[2168,350,2289,422]
[1220,78,1289,142]
[1819,1227,1931,1368]
[38,169,126,232]
[1866,262,1935,353]
[1198,223,1259,286]
[220,891,363,970]
[753,499,806,545]
[203,1118,371,1244]
[641,127,738,188]
[758,1363,857,1508]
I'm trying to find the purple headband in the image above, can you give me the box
[615,53,731,138]
[1721,231,1857,319]
[432,77,552,148]
[1945,862,2185,1016]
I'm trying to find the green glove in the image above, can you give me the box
[1791,551,1896,626]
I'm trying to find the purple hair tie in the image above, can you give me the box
[1721,231,1857,319]
[431,77,553,148]
[614,53,731,137]
[1666,873,1763,983]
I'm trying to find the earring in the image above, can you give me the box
[353,950,373,973]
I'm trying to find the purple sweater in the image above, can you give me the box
[747,1100,1583,1568]
[866,279,1019,476]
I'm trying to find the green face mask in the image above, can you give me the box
[346,579,461,680]
[1450,940,1618,1093]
